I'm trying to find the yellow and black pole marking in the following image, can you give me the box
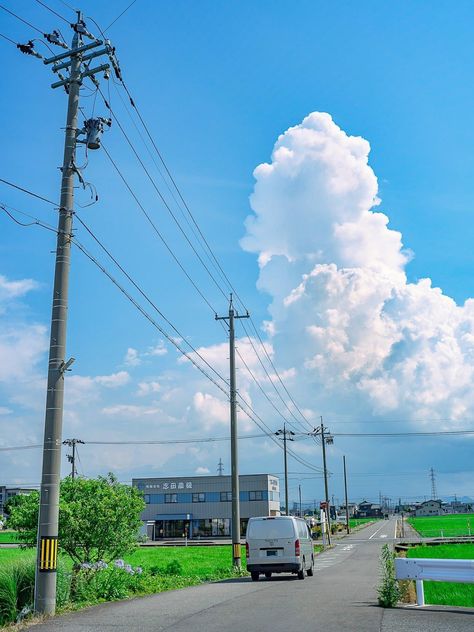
[233,543,241,561]
[39,536,58,572]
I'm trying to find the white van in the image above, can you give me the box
[246,515,315,580]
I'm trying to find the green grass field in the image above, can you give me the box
[349,518,376,528]
[406,543,474,607]
[0,531,19,543]
[0,543,324,572]
[408,514,474,538]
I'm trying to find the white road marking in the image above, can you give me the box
[368,523,386,540]
[380,534,387,539]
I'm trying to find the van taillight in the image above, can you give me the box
[295,539,300,556]
[246,542,249,558]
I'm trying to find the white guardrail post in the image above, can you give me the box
[395,558,474,607]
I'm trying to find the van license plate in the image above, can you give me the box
[267,550,277,557]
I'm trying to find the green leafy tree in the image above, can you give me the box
[8,474,145,567]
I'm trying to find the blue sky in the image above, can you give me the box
[1,0,474,507]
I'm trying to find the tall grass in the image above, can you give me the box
[0,559,35,625]
[0,558,71,626]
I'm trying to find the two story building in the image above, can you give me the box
[133,474,280,539]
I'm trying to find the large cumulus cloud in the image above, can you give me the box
[242,112,474,425]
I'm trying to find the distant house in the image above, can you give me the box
[355,501,382,518]
[414,500,443,517]
[0,486,35,516]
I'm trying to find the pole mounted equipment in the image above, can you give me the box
[10,9,117,616]
[215,294,250,568]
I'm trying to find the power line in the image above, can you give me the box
[0,4,44,35]
[104,0,139,32]
[0,202,300,470]
[0,31,17,45]
[0,204,229,397]
[75,214,229,387]
[0,178,56,206]
[97,90,229,302]
[97,48,313,432]
[100,143,218,314]
[33,0,70,25]
[0,444,42,451]
[333,430,474,437]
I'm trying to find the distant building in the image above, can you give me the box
[355,500,382,518]
[0,486,35,515]
[414,500,443,517]
[133,474,280,539]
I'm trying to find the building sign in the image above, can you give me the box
[144,481,193,490]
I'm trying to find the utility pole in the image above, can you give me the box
[34,13,113,615]
[217,458,224,476]
[63,438,84,479]
[430,467,437,500]
[215,294,249,567]
[275,423,295,515]
[312,418,333,544]
[299,484,302,517]
[343,455,350,534]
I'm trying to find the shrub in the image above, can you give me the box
[71,561,145,603]
[377,544,400,607]
[164,560,183,576]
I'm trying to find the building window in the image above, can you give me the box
[192,493,206,503]
[164,493,178,503]
[144,494,150,504]
[249,490,263,501]
[220,492,232,501]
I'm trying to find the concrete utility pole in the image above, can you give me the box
[343,455,350,534]
[215,294,249,568]
[275,423,294,515]
[63,438,84,479]
[34,13,113,615]
[299,484,302,517]
[312,418,333,544]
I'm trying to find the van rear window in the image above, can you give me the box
[247,519,295,539]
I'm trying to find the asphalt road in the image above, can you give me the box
[29,518,473,631]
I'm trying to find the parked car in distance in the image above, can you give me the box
[246,515,314,581]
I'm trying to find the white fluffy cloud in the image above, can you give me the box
[242,112,474,425]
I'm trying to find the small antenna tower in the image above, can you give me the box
[217,458,224,476]
[430,467,437,500]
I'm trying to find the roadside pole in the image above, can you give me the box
[343,455,350,534]
[33,13,113,613]
[276,424,294,515]
[215,294,249,567]
[34,17,83,615]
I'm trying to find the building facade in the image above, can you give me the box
[414,500,443,517]
[133,474,280,539]
[0,486,35,515]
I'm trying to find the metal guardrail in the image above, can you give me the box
[395,557,474,606]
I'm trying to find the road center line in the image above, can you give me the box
[369,522,386,539]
